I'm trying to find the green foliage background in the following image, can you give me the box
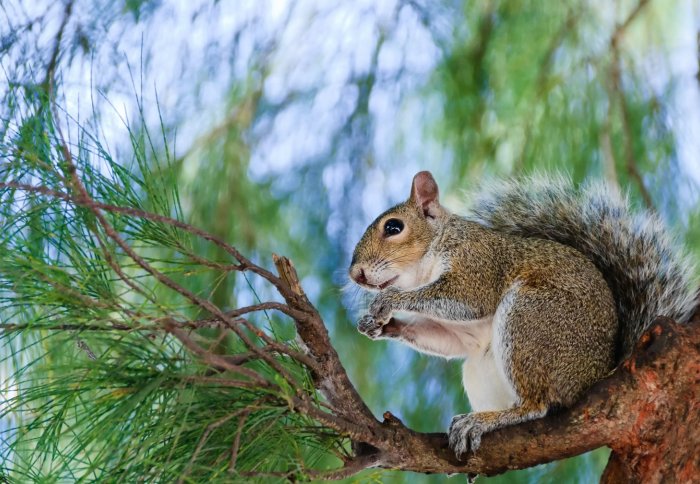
[1,0,698,482]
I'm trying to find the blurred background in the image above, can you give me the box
[2,0,700,482]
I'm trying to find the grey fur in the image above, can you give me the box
[467,175,697,360]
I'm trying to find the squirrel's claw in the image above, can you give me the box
[448,413,486,458]
[357,314,384,339]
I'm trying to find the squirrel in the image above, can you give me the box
[349,170,696,457]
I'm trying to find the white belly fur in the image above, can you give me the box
[462,338,518,412]
[390,311,519,412]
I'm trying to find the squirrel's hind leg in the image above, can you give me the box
[493,281,616,409]
[448,280,611,456]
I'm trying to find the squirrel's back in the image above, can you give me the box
[466,175,697,360]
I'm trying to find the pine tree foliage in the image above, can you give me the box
[0,93,341,481]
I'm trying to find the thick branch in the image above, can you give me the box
[354,314,700,480]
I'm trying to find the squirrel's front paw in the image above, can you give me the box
[448,413,486,458]
[357,314,385,340]
[368,287,399,320]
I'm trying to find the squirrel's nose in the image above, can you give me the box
[350,266,368,285]
[357,269,367,285]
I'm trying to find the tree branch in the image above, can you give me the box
[609,0,654,210]
[272,254,378,427]
[354,314,700,480]
[41,0,74,93]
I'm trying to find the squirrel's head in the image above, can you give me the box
[349,171,449,291]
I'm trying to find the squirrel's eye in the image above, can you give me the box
[383,218,404,237]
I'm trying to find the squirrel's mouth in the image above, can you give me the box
[377,275,399,290]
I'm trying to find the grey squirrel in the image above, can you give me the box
[349,171,696,457]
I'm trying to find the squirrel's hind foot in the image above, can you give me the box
[448,413,488,457]
[448,404,549,458]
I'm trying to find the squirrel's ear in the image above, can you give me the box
[410,171,441,218]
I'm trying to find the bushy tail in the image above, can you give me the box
[467,175,697,359]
